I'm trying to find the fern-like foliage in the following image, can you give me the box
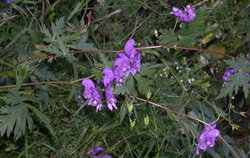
[38,17,81,62]
[217,55,250,99]
[159,28,177,47]
[0,89,33,140]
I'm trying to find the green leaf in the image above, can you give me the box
[120,103,127,124]
[14,62,30,90]
[91,68,103,83]
[126,76,138,95]
[51,17,65,39]
[26,105,55,137]
[113,85,129,95]
[135,75,154,95]
[0,89,33,140]
[159,28,178,47]
[217,55,250,99]
[42,45,61,57]
[67,2,86,21]
[140,63,157,77]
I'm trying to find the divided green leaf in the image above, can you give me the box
[0,90,33,140]
[159,29,178,47]
[217,55,250,98]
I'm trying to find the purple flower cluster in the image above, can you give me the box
[170,5,196,23]
[87,147,112,158]
[113,39,141,86]
[82,79,103,112]
[195,123,220,155]
[81,39,141,112]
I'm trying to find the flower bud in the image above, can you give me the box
[144,115,149,126]
[231,124,239,130]
[239,112,246,117]
[130,119,136,128]
[146,90,152,100]
[126,103,133,113]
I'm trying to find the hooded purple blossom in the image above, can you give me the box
[102,68,117,111]
[124,39,141,76]
[105,86,117,111]
[195,123,220,155]
[94,155,112,158]
[82,79,102,112]
[112,39,141,86]
[3,0,13,14]
[114,53,131,77]
[113,53,131,86]
[125,39,136,53]
[4,0,13,3]
[102,68,115,87]
[222,67,235,87]
[130,52,141,76]
[87,147,112,158]
[113,65,125,86]
[170,5,196,23]
[87,147,106,155]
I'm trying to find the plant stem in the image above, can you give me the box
[127,94,239,158]
[27,45,233,64]
[69,45,234,58]
[0,81,81,89]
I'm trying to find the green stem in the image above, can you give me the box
[71,75,94,83]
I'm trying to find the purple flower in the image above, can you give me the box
[112,39,141,86]
[113,65,124,86]
[87,147,106,155]
[82,79,102,112]
[222,67,235,87]
[130,51,141,76]
[125,39,136,53]
[113,53,131,86]
[3,0,13,14]
[124,39,141,76]
[170,5,196,23]
[102,68,114,87]
[105,86,117,111]
[4,0,13,4]
[87,147,112,158]
[195,123,220,155]
[114,53,131,77]
[94,155,112,158]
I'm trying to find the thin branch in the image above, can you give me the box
[0,81,81,89]
[28,45,233,64]
[70,50,121,54]
[69,45,234,59]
